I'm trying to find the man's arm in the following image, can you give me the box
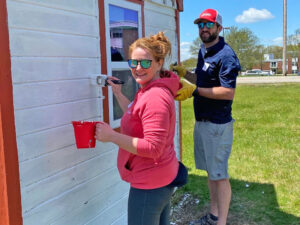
[181,70,235,100]
[171,64,235,101]
[195,86,235,100]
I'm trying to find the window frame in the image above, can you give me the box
[104,0,142,128]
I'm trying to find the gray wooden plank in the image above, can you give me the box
[22,168,123,225]
[21,148,118,213]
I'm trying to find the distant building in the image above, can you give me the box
[264,53,274,61]
[253,50,300,74]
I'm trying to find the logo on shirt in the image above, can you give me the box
[202,62,210,71]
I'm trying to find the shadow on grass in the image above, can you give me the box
[172,174,299,225]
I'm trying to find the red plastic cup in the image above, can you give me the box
[72,121,99,149]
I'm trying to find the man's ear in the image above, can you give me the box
[218,25,223,34]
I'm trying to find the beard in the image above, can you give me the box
[200,30,218,43]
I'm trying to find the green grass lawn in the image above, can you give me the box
[178,83,300,225]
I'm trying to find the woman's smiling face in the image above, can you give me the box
[130,47,162,88]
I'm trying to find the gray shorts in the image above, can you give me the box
[194,120,234,180]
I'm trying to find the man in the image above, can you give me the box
[172,8,241,225]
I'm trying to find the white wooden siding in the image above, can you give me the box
[10,29,99,57]
[22,168,127,224]
[21,148,118,211]
[144,0,180,158]
[9,0,98,16]
[11,58,100,83]
[8,1,98,37]
[7,0,128,224]
[147,0,177,9]
[144,1,178,64]
[7,0,181,224]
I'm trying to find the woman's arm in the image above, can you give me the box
[95,122,138,154]
[106,77,131,113]
[95,88,172,159]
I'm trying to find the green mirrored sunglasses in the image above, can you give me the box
[128,59,152,69]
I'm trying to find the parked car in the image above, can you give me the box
[245,70,261,75]
[245,70,273,76]
[261,70,273,76]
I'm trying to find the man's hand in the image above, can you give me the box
[175,79,196,101]
[170,64,187,77]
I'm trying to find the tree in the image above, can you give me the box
[287,28,300,57]
[265,45,282,58]
[182,57,197,71]
[224,26,259,71]
[288,28,300,46]
[253,45,266,70]
[189,37,202,58]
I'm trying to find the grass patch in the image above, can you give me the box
[177,83,300,225]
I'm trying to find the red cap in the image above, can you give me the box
[194,9,222,26]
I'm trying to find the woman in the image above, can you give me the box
[95,32,181,225]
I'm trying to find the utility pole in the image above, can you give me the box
[283,0,287,76]
[222,27,230,40]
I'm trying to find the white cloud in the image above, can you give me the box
[272,37,283,46]
[180,42,192,61]
[235,8,274,23]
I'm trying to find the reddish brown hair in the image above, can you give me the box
[129,32,171,63]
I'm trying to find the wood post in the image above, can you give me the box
[0,1,23,224]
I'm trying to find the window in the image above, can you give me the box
[105,0,142,128]
[270,62,277,68]
[111,70,139,119]
[109,4,138,62]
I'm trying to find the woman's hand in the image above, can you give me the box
[95,122,116,143]
[107,76,122,96]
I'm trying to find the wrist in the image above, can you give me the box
[192,87,200,97]
[110,130,120,143]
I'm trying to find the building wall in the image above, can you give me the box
[277,61,283,73]
[7,0,180,224]
[261,63,270,70]
[277,60,292,74]
[144,0,181,158]
[7,0,127,224]
[288,57,292,74]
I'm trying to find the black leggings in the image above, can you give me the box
[128,185,174,225]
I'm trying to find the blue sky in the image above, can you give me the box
[180,0,300,60]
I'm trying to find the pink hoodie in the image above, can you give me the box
[117,71,181,189]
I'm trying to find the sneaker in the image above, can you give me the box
[189,213,218,225]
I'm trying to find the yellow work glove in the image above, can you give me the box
[169,63,187,78]
[175,78,197,101]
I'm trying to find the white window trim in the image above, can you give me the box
[105,0,142,128]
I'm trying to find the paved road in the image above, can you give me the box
[237,76,300,84]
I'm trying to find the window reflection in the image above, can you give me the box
[112,70,139,120]
[109,5,138,61]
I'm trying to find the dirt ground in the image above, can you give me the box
[170,193,259,225]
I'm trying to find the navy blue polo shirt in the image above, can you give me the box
[193,36,241,124]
